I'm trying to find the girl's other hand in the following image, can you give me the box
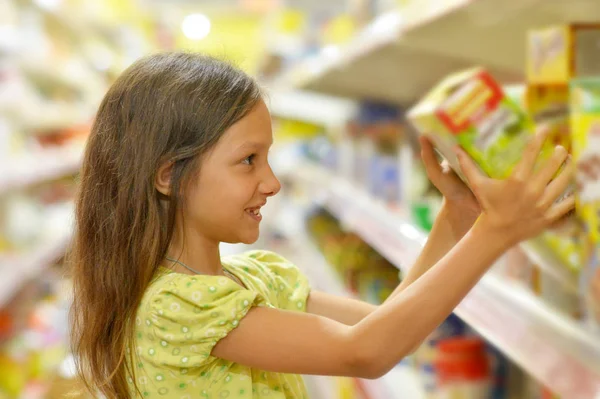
[420,136,480,239]
[455,127,575,248]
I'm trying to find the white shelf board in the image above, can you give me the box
[402,0,600,74]
[276,0,600,104]
[292,163,600,399]
[266,89,357,126]
[0,145,83,195]
[274,9,520,105]
[0,230,72,307]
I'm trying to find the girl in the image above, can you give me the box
[70,52,574,399]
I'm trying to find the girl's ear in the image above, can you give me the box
[155,161,174,196]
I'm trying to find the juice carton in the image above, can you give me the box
[408,68,577,271]
[571,77,600,331]
[525,85,570,151]
[527,24,600,85]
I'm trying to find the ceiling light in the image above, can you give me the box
[181,13,211,41]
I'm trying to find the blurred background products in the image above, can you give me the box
[2,0,600,398]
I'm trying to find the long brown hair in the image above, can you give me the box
[69,52,262,398]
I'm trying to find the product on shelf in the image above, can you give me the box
[487,345,509,399]
[408,67,541,179]
[407,68,578,273]
[526,24,600,85]
[305,207,400,303]
[434,337,492,398]
[571,77,600,331]
[1,177,76,255]
[342,101,405,206]
[0,263,71,398]
[413,314,467,395]
[525,85,570,151]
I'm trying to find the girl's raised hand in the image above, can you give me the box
[455,127,575,248]
[420,136,481,240]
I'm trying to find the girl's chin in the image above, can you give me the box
[239,230,260,245]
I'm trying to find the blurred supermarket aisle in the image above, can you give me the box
[1,0,600,398]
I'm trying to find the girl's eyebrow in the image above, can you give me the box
[234,141,271,152]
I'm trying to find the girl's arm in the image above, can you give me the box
[307,136,482,326]
[213,133,573,378]
[386,198,474,298]
[305,202,466,326]
[214,221,507,378]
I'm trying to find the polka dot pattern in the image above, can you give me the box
[128,250,310,398]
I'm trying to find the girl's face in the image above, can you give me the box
[183,100,281,245]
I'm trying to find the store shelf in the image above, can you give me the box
[274,8,520,105]
[267,89,357,126]
[521,239,579,293]
[0,145,83,195]
[275,0,600,105]
[22,109,91,134]
[0,230,72,307]
[292,163,600,399]
[402,0,600,75]
[20,62,86,94]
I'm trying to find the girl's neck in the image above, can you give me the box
[166,231,223,276]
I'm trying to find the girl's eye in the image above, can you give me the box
[242,154,255,165]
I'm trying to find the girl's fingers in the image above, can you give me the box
[534,145,569,189]
[539,156,575,209]
[420,137,442,180]
[513,126,550,180]
[455,146,485,188]
[545,195,576,224]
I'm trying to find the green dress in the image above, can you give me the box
[128,250,311,398]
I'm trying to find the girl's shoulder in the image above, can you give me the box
[224,249,298,277]
[224,250,311,312]
[141,249,310,313]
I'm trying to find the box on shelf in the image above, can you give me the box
[407,67,559,180]
[408,68,578,273]
[525,85,570,151]
[571,77,600,331]
[526,24,600,85]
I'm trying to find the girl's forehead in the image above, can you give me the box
[217,103,273,148]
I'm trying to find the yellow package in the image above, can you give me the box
[525,85,570,151]
[572,78,600,243]
[571,78,600,331]
[527,24,600,85]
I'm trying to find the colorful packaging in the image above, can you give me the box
[434,337,492,399]
[413,314,466,396]
[571,78,600,331]
[527,24,600,85]
[487,345,509,399]
[525,85,570,151]
[408,68,544,181]
[408,68,576,271]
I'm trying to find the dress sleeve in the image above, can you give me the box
[138,274,261,368]
[245,250,311,312]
